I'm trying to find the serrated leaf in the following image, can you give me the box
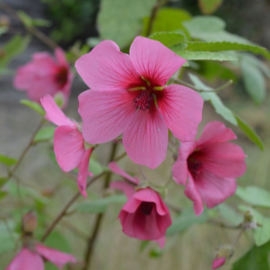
[149,32,187,48]
[236,186,270,208]
[34,126,55,143]
[20,99,45,116]
[218,204,243,226]
[0,154,17,166]
[240,59,266,104]
[199,0,223,15]
[234,114,264,151]
[166,208,207,236]
[98,0,156,48]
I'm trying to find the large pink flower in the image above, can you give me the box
[40,95,93,198]
[172,121,246,216]
[14,48,73,107]
[5,244,76,270]
[109,162,171,246]
[76,36,203,169]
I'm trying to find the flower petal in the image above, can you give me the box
[78,89,135,144]
[154,236,166,249]
[5,248,44,270]
[40,95,75,127]
[129,36,186,86]
[158,84,203,142]
[109,162,139,184]
[54,126,85,172]
[55,48,68,67]
[212,257,226,269]
[122,109,168,169]
[77,148,93,198]
[14,63,36,91]
[75,40,141,91]
[36,243,76,269]
[110,181,135,199]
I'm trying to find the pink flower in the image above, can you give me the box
[5,244,76,270]
[172,121,246,215]
[14,48,73,107]
[212,257,226,269]
[40,95,93,198]
[75,36,203,169]
[109,162,171,247]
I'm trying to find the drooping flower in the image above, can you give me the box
[109,162,171,247]
[172,121,246,215]
[40,95,93,198]
[14,48,73,107]
[76,36,203,169]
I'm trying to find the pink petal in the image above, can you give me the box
[199,142,246,178]
[75,40,141,91]
[5,248,44,270]
[212,257,226,269]
[154,236,166,249]
[40,95,76,127]
[36,243,76,270]
[32,52,57,72]
[109,162,139,184]
[184,173,204,216]
[129,36,186,86]
[78,89,135,144]
[110,181,135,199]
[197,121,237,147]
[172,142,196,185]
[55,48,68,67]
[196,171,237,209]
[14,63,36,90]
[158,84,203,142]
[54,126,85,172]
[122,109,168,169]
[77,148,93,198]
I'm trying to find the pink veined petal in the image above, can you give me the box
[172,142,196,185]
[129,36,186,86]
[212,257,226,269]
[122,109,168,169]
[78,89,135,144]
[158,84,203,142]
[154,236,166,249]
[5,248,44,270]
[54,126,85,172]
[121,196,142,214]
[36,243,76,270]
[110,181,135,199]
[55,48,68,67]
[184,173,204,216]
[196,171,237,209]
[40,95,75,127]
[197,121,237,147]
[77,148,93,198]
[75,40,141,91]
[109,162,139,184]
[199,142,246,178]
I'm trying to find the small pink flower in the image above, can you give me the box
[40,95,93,198]
[212,257,226,269]
[172,121,246,215]
[5,244,76,270]
[76,36,203,169]
[14,48,73,107]
[109,162,172,247]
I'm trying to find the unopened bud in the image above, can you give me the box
[243,209,259,229]
[22,211,37,233]
[212,245,233,269]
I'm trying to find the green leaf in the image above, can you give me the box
[75,195,126,213]
[0,154,17,166]
[0,178,8,188]
[44,231,71,252]
[0,191,8,200]
[232,240,270,270]
[234,114,264,151]
[0,35,30,67]
[240,59,266,104]
[20,99,45,116]
[236,186,270,208]
[0,26,8,36]
[217,204,243,226]
[186,41,270,60]
[166,208,207,236]
[89,157,108,176]
[0,221,18,254]
[198,0,223,15]
[149,32,187,48]
[98,0,156,48]
[34,126,55,143]
[188,74,237,125]
[142,8,191,36]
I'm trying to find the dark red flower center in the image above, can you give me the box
[187,153,203,179]
[55,66,68,88]
[133,91,153,111]
[140,202,155,216]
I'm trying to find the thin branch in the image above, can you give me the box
[146,0,161,36]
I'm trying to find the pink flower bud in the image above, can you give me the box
[22,211,37,233]
[212,257,226,269]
